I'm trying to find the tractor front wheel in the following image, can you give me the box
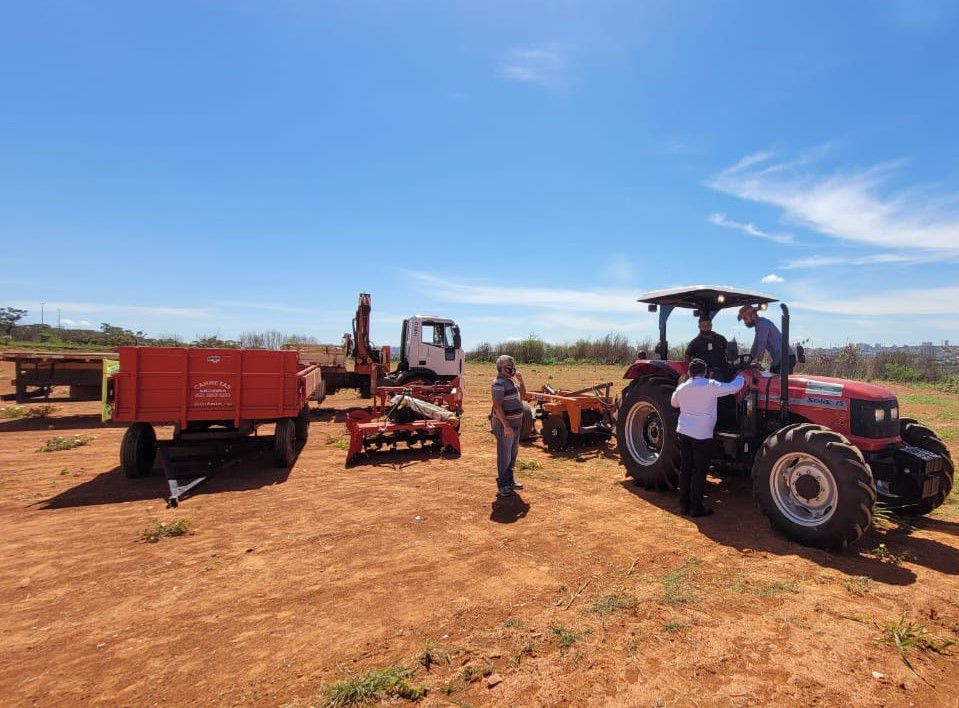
[893,418,954,515]
[753,423,875,550]
[616,377,680,491]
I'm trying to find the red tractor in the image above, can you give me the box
[616,286,953,549]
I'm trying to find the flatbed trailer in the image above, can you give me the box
[108,346,321,505]
[2,350,115,403]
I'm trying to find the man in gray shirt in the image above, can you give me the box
[738,305,795,373]
[491,354,526,498]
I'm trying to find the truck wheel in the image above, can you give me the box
[616,377,679,490]
[273,419,296,467]
[542,414,569,451]
[294,405,311,441]
[121,423,156,478]
[894,418,954,515]
[520,402,536,441]
[753,423,875,550]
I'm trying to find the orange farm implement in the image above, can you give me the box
[525,382,617,451]
[344,378,463,466]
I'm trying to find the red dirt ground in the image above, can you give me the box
[1,360,957,706]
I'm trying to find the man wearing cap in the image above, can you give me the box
[670,358,745,516]
[738,305,796,374]
[685,316,729,378]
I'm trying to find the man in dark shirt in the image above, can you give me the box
[685,317,729,376]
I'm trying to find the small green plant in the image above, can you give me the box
[752,581,799,598]
[590,592,638,617]
[460,663,492,683]
[552,626,578,649]
[516,459,542,471]
[871,502,897,525]
[1,404,58,419]
[880,615,954,672]
[503,617,520,629]
[870,543,911,566]
[662,621,688,633]
[38,435,92,452]
[139,519,191,543]
[661,557,701,605]
[509,642,535,667]
[320,665,425,706]
[325,434,349,450]
[416,640,451,672]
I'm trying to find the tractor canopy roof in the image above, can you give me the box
[638,285,778,313]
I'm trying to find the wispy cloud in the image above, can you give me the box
[59,318,94,328]
[499,47,565,89]
[411,273,639,313]
[761,273,784,283]
[792,285,959,316]
[13,301,211,317]
[783,252,945,269]
[707,212,794,244]
[709,149,959,253]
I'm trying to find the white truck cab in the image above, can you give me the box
[394,316,464,384]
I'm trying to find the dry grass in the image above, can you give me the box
[318,665,425,706]
[38,435,92,452]
[139,519,191,543]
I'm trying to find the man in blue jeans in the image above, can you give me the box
[670,358,745,516]
[491,354,526,497]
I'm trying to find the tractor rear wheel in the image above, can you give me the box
[616,377,680,491]
[893,418,954,515]
[120,423,156,479]
[753,423,875,550]
[273,418,296,467]
[520,402,536,441]
[542,414,569,451]
[294,405,311,441]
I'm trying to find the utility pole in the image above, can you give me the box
[40,302,45,326]
[58,308,61,329]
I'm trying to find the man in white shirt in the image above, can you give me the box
[670,358,745,517]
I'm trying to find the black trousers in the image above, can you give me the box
[771,354,797,375]
[678,434,713,512]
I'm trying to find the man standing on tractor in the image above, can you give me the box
[491,354,527,498]
[685,316,729,377]
[738,305,796,373]
[671,358,745,516]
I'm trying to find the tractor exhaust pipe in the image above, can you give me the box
[780,303,790,424]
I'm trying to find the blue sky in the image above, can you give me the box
[2,1,958,348]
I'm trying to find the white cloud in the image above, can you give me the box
[761,274,784,283]
[707,212,794,244]
[59,318,94,328]
[499,47,565,88]
[783,252,945,269]
[601,256,636,283]
[792,285,959,316]
[709,149,959,253]
[411,273,640,313]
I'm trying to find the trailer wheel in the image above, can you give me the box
[892,418,954,515]
[616,377,680,491]
[542,414,569,451]
[753,423,875,550]
[120,423,156,479]
[520,402,536,441]
[273,418,296,467]
[294,405,311,441]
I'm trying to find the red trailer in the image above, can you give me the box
[108,347,321,505]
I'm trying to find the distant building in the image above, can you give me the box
[921,342,935,360]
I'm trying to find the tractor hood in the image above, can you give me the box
[790,375,897,402]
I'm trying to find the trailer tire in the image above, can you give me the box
[542,414,569,451]
[294,405,311,441]
[753,423,875,550]
[273,418,296,467]
[893,418,954,516]
[121,423,156,479]
[520,402,536,441]
[616,377,680,491]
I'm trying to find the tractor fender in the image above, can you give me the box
[623,360,685,381]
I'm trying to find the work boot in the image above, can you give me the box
[690,507,714,518]
[510,482,524,491]
[679,503,690,516]
[497,486,515,498]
